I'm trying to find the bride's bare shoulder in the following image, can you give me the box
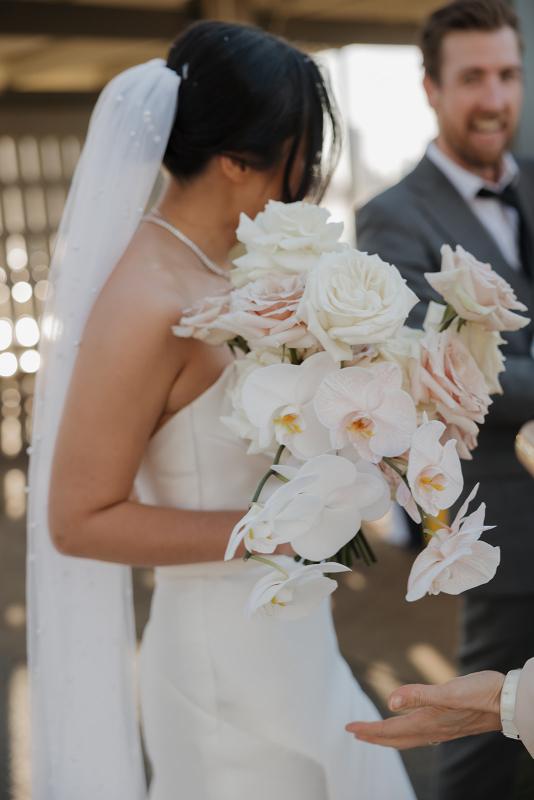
[95,220,226,332]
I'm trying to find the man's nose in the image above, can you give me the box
[477,76,509,113]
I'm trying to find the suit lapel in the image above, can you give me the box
[405,156,529,303]
[516,164,534,271]
[515,165,534,324]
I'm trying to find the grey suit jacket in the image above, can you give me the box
[356,155,534,595]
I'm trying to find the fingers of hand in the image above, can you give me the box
[346,718,437,750]
[275,542,294,557]
[388,683,438,711]
[347,711,425,741]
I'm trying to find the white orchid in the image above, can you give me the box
[224,473,321,560]
[314,362,417,464]
[247,560,350,620]
[407,418,463,517]
[272,455,391,560]
[225,454,390,562]
[380,460,422,524]
[241,351,337,460]
[232,200,345,287]
[406,484,499,601]
[221,350,282,455]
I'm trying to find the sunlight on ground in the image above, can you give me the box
[8,665,30,800]
[365,660,403,704]
[407,643,456,684]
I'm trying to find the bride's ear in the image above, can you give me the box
[218,154,251,185]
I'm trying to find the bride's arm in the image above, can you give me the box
[48,261,243,566]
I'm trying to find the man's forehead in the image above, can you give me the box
[441,27,522,72]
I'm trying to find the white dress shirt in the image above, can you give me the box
[426,141,521,270]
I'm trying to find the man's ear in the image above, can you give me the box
[423,72,439,111]
[218,154,249,185]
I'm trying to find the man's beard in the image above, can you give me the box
[445,126,514,172]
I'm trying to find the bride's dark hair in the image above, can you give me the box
[164,20,340,202]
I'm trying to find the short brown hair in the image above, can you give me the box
[421,0,522,82]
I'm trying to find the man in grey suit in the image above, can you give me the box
[356,1,534,798]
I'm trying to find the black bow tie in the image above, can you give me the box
[477,184,531,277]
[477,184,522,211]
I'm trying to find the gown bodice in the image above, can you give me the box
[134,361,270,573]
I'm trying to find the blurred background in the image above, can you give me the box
[0,1,532,798]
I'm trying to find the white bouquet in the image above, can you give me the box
[174,201,529,619]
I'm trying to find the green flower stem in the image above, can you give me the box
[250,444,286,504]
[438,303,459,332]
[357,529,377,564]
[352,539,366,566]
[250,554,290,579]
[288,348,302,365]
[382,456,406,479]
[228,335,250,355]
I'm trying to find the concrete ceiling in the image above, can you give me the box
[0,0,442,93]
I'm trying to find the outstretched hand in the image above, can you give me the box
[346,671,504,750]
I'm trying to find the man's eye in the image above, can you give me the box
[501,69,522,82]
[461,73,481,85]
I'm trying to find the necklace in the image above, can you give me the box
[143,209,231,280]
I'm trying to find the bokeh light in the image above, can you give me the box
[0,320,13,351]
[0,352,18,377]
[14,317,39,347]
[6,235,28,271]
[19,350,40,374]
[11,282,33,304]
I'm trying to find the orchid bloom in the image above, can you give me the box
[406,484,499,601]
[314,362,417,464]
[225,454,391,562]
[241,351,337,460]
[407,418,463,517]
[272,454,391,561]
[247,560,350,620]
[224,473,321,560]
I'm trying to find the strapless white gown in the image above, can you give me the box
[135,362,416,800]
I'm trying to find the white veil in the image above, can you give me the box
[27,59,180,799]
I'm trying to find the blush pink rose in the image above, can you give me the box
[172,275,315,350]
[412,329,491,459]
[425,245,529,332]
[217,274,315,349]
[172,292,232,345]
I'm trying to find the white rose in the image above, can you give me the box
[377,327,423,393]
[297,248,419,361]
[425,245,529,332]
[232,200,345,287]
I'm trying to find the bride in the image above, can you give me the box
[28,20,415,800]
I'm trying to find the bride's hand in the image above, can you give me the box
[345,670,504,749]
[275,542,295,557]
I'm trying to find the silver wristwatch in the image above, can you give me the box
[500,669,522,740]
